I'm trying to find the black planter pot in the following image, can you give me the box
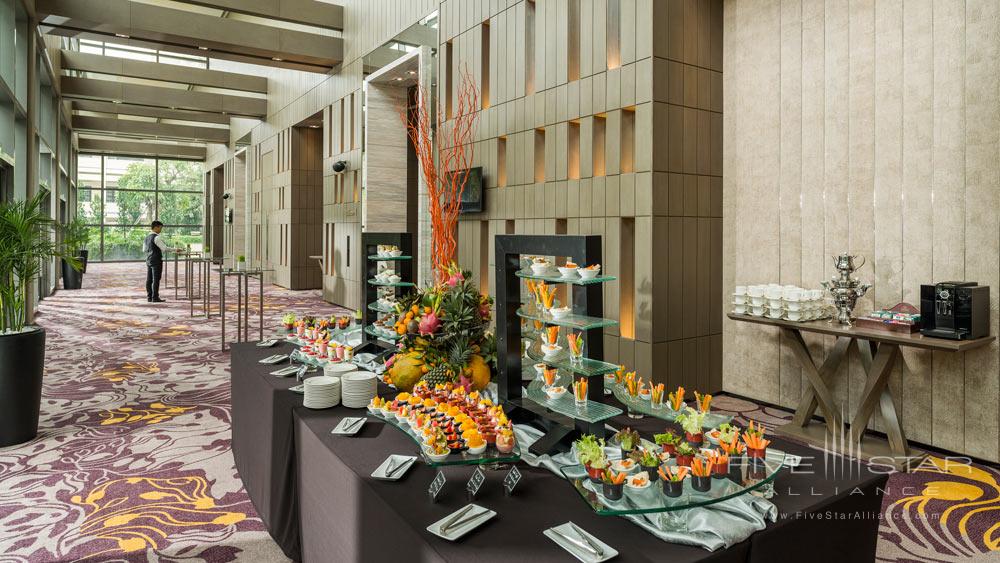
[0,327,45,446]
[602,482,624,500]
[662,479,684,497]
[78,249,89,273]
[692,475,712,492]
[61,259,83,290]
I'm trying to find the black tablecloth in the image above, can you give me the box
[232,343,888,562]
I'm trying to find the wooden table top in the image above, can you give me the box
[727,313,996,352]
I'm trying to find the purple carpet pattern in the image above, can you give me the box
[0,262,996,561]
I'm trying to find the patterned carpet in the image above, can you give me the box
[0,262,996,562]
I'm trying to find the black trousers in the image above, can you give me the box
[146,262,163,300]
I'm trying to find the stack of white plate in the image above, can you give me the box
[342,371,377,408]
[303,376,341,409]
[324,362,358,377]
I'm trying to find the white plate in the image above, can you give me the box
[543,522,618,562]
[426,504,497,541]
[371,454,417,481]
[332,417,367,436]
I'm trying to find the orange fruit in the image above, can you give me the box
[424,306,432,314]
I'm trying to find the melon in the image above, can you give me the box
[388,351,425,391]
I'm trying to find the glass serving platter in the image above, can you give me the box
[367,408,521,467]
[367,301,397,314]
[557,447,786,516]
[609,384,733,429]
[515,269,616,285]
[516,307,619,331]
[284,325,362,347]
[367,255,413,261]
[523,372,623,423]
[367,279,416,287]
[289,347,363,368]
[364,325,401,342]
[525,339,619,377]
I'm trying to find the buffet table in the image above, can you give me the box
[231,342,888,563]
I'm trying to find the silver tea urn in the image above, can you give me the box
[821,253,872,326]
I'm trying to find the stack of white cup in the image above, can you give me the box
[732,284,827,321]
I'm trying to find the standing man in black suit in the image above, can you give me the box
[143,220,176,303]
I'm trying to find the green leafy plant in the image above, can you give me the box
[237,255,246,262]
[654,431,681,446]
[674,406,707,435]
[60,216,91,255]
[675,442,697,457]
[614,427,640,451]
[716,423,740,443]
[0,193,76,333]
[574,434,607,468]
[628,447,660,467]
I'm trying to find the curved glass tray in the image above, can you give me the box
[523,373,622,423]
[367,255,413,261]
[285,325,362,347]
[525,339,619,377]
[367,279,415,287]
[364,325,401,342]
[516,269,616,285]
[609,384,732,429]
[516,307,618,331]
[368,301,397,314]
[289,347,362,367]
[557,449,786,515]
[368,408,520,467]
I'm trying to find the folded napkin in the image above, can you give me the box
[513,424,777,551]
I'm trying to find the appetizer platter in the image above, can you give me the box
[607,372,733,429]
[368,381,520,466]
[558,425,786,517]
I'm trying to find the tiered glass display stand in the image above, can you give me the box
[495,234,622,456]
[358,232,414,358]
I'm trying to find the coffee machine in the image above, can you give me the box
[920,282,989,340]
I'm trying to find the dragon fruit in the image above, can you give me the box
[446,271,464,287]
[418,311,441,336]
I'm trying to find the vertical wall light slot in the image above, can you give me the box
[534,128,546,183]
[349,93,355,149]
[593,115,607,177]
[479,220,489,294]
[338,98,345,154]
[620,217,635,338]
[621,107,635,173]
[481,22,491,109]
[346,234,350,268]
[526,0,536,95]
[497,135,507,187]
[567,0,580,82]
[607,0,622,70]
[568,121,580,180]
[445,41,454,120]
[505,219,515,234]
[353,170,360,202]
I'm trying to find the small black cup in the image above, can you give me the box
[692,475,712,492]
[662,479,684,498]
[603,481,624,500]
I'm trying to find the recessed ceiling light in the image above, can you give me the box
[272,57,283,62]
[394,77,403,81]
[115,33,130,39]
[407,70,416,75]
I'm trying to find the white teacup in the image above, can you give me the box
[734,285,747,295]
[767,298,783,309]
[787,310,802,321]
[733,303,747,314]
[748,286,764,298]
[767,309,783,319]
[750,305,766,316]
[750,295,766,306]
[732,294,746,305]
[785,301,802,312]
[783,289,802,301]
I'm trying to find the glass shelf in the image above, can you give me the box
[368,409,521,467]
[516,307,618,331]
[523,375,623,423]
[525,340,619,377]
[368,301,398,314]
[557,448,786,515]
[368,279,415,288]
[368,255,413,261]
[609,384,733,429]
[516,269,616,285]
[364,325,401,342]
[289,347,362,367]
[285,325,362,347]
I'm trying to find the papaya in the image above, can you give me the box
[467,354,492,391]
[388,351,425,391]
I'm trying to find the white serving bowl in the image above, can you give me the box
[424,447,450,462]
[467,443,487,455]
[388,275,402,283]
[530,262,551,275]
[389,249,402,257]
[541,344,562,359]
[545,386,567,400]
[557,266,579,278]
[611,458,638,474]
[534,362,547,375]
[579,267,600,279]
[550,306,571,319]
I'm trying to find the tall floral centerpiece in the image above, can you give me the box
[385,263,495,392]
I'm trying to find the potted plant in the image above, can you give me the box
[282,313,296,331]
[690,457,714,492]
[601,470,626,501]
[657,466,689,498]
[0,193,76,446]
[575,434,608,482]
[674,442,697,467]
[675,406,707,444]
[59,216,90,289]
[654,430,682,454]
[236,255,246,271]
[613,427,640,459]
[629,447,661,476]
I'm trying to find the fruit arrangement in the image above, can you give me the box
[369,381,516,459]
[385,263,496,392]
